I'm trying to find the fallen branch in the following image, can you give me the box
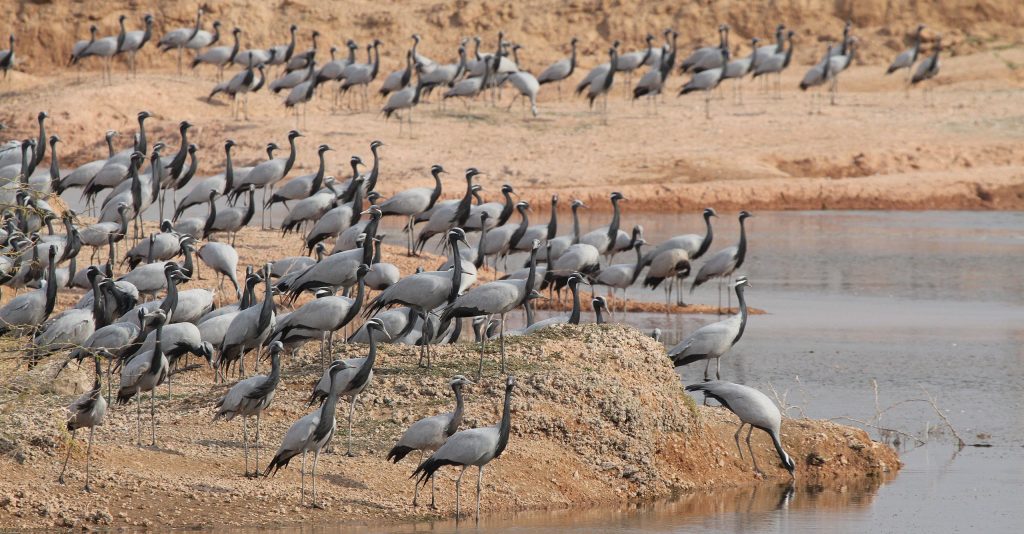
[918,385,966,449]
[827,415,926,447]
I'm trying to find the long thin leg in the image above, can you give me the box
[734,423,746,459]
[716,357,722,380]
[717,278,723,315]
[477,314,489,379]
[747,426,762,474]
[430,471,437,508]
[499,312,507,373]
[106,360,112,405]
[242,416,250,476]
[476,465,485,522]
[254,412,261,477]
[311,449,322,508]
[455,466,467,520]
[704,359,712,381]
[413,450,424,507]
[136,394,142,446]
[300,450,307,505]
[58,429,76,484]
[346,395,357,456]
[150,388,156,446]
[84,426,95,491]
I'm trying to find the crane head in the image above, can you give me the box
[366,317,390,338]
[450,375,474,387]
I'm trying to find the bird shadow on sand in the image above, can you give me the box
[199,97,228,107]
[189,482,233,494]
[142,443,186,456]
[321,472,369,490]
[195,438,245,449]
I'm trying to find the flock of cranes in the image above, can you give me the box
[1,13,943,126]
[0,109,798,517]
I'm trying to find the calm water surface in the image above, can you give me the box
[371,211,1024,533]
[122,204,1023,532]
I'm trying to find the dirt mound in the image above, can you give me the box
[4,0,1024,74]
[0,322,897,529]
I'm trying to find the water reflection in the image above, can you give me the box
[265,476,899,533]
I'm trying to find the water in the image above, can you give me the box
[97,200,1024,531]
[366,210,1024,533]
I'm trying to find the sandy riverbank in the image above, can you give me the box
[1,44,1022,213]
[0,323,897,530]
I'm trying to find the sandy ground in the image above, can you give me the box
[2,45,1023,213]
[0,323,897,530]
[3,2,1016,528]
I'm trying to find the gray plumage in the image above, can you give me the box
[32,308,95,357]
[506,71,540,117]
[280,188,337,234]
[198,242,240,300]
[307,319,387,455]
[220,265,275,376]
[191,27,241,76]
[0,246,57,335]
[680,25,728,72]
[116,310,168,446]
[57,131,118,193]
[387,375,472,507]
[670,278,750,380]
[911,37,941,85]
[59,356,107,491]
[214,341,282,476]
[692,211,752,292]
[538,37,578,86]
[642,208,716,266]
[263,359,346,507]
[685,380,795,477]
[887,24,926,75]
[412,376,516,521]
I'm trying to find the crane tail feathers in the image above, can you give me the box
[673,352,709,368]
[263,450,294,477]
[411,456,458,487]
[386,445,415,463]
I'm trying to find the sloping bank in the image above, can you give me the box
[0,325,898,530]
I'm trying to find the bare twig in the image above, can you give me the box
[767,380,806,419]
[918,385,966,449]
[828,415,927,446]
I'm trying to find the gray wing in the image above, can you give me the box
[668,317,737,359]
[889,49,914,71]
[431,426,499,466]
[379,188,432,216]
[538,58,570,83]
[694,246,738,284]
[685,381,779,432]
[273,409,320,457]
[397,413,452,450]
